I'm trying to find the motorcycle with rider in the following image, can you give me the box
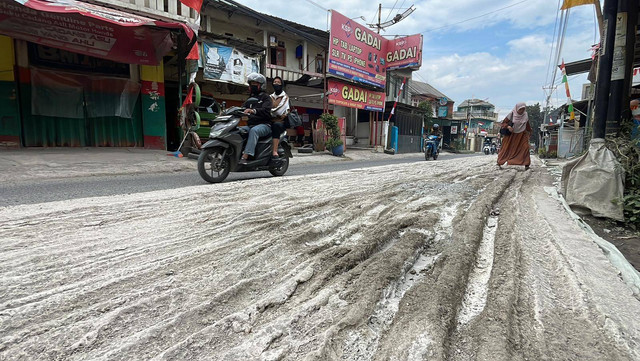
[197,73,292,183]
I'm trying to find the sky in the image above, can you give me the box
[235,0,601,118]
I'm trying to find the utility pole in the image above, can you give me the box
[377,3,381,34]
[592,0,618,139]
[605,0,637,135]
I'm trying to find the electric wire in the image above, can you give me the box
[384,0,399,22]
[544,0,562,89]
[304,0,327,11]
[420,0,529,34]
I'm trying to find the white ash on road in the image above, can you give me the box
[1,157,639,360]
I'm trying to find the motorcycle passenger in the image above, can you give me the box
[269,76,290,160]
[239,73,273,165]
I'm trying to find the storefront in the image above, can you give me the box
[0,0,194,148]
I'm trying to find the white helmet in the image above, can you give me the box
[247,72,266,86]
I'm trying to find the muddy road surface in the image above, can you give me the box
[1,156,639,360]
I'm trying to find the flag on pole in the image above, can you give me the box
[559,59,575,121]
[179,0,203,12]
[560,0,596,10]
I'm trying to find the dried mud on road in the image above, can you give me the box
[1,157,639,360]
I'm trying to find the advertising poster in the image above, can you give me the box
[203,41,260,85]
[385,34,423,70]
[328,10,386,89]
[327,79,385,112]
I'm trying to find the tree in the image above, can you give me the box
[418,101,434,129]
[526,103,543,147]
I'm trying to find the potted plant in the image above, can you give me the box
[321,113,344,156]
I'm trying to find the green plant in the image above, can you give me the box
[321,113,342,150]
[538,148,547,158]
[453,138,465,151]
[325,137,343,149]
[607,123,640,229]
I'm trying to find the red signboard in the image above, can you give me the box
[386,34,423,70]
[328,10,386,89]
[0,0,193,65]
[327,79,385,112]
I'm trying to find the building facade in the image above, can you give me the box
[0,0,198,149]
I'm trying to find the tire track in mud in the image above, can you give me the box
[2,157,639,360]
[0,158,491,360]
[449,167,640,361]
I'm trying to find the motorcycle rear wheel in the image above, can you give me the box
[198,148,230,183]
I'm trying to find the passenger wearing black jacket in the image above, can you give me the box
[239,73,273,165]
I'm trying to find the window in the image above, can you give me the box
[270,47,286,66]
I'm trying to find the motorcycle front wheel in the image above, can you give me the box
[198,147,230,183]
[425,147,432,161]
[269,156,289,176]
[432,150,438,160]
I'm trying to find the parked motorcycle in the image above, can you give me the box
[197,106,292,183]
[424,134,440,161]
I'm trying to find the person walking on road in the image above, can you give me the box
[497,102,532,170]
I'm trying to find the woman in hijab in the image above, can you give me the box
[497,102,532,170]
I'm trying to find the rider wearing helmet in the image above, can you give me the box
[430,123,442,139]
[240,72,273,165]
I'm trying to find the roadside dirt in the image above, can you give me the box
[1,157,639,360]
[581,215,640,272]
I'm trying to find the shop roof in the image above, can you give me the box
[204,0,328,47]
[409,80,452,102]
[458,99,494,108]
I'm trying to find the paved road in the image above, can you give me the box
[1,153,479,205]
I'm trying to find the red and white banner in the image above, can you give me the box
[385,34,423,70]
[634,67,640,86]
[0,0,194,65]
[327,79,385,112]
[328,10,387,89]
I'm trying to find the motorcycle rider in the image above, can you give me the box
[430,123,442,139]
[430,124,442,152]
[239,73,273,165]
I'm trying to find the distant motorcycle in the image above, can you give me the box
[424,134,440,161]
[197,106,292,183]
[483,143,491,155]
[490,143,497,154]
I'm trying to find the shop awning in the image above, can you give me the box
[0,0,195,65]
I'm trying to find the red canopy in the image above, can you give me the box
[0,0,195,65]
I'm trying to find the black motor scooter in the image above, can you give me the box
[197,106,293,183]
